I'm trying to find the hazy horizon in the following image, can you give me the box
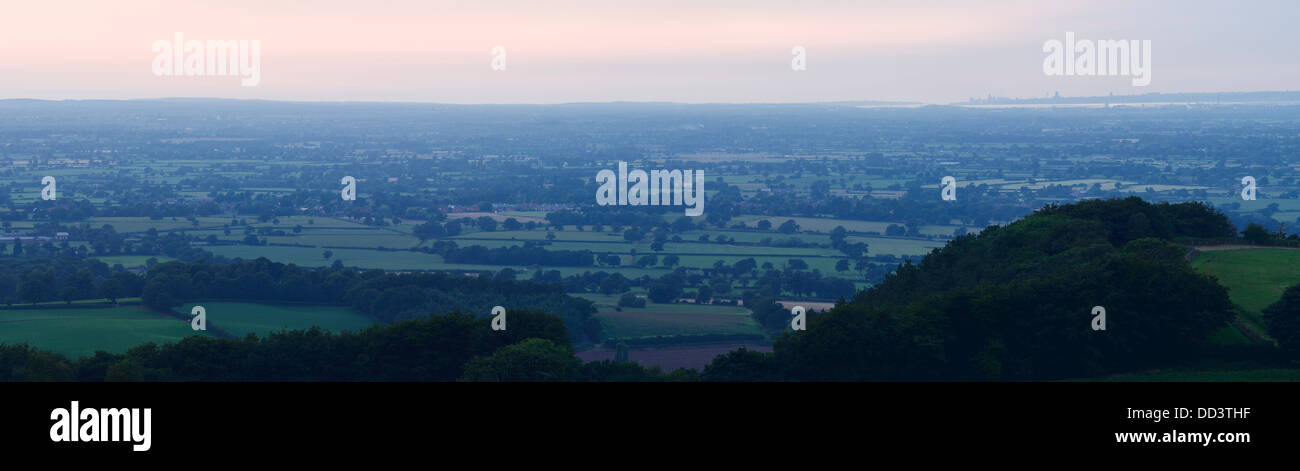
[2,0,1298,104]
[3,92,1298,106]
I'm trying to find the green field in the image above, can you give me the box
[1191,248,1300,344]
[440,226,919,280]
[261,233,421,248]
[0,306,206,358]
[62,211,918,284]
[1191,248,1300,312]
[84,216,232,233]
[180,301,375,338]
[207,245,445,270]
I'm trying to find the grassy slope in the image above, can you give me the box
[1095,247,1300,381]
[1190,248,1300,344]
[1191,248,1300,313]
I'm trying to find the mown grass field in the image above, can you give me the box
[180,301,374,338]
[0,306,206,358]
[1190,247,1300,345]
[1191,248,1300,313]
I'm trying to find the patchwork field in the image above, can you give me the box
[206,245,445,270]
[731,214,976,237]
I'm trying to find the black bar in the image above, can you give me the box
[3,382,1293,457]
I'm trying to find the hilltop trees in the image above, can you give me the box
[728,198,1241,381]
[459,338,581,381]
[702,348,780,381]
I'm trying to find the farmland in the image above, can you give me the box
[0,306,205,358]
[179,301,374,338]
[3,98,1300,382]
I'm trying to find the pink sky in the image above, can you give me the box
[1,0,1296,103]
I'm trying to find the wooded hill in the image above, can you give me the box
[754,197,1244,380]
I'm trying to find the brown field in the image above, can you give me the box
[578,343,772,371]
[596,309,763,338]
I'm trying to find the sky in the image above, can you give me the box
[0,0,1296,104]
